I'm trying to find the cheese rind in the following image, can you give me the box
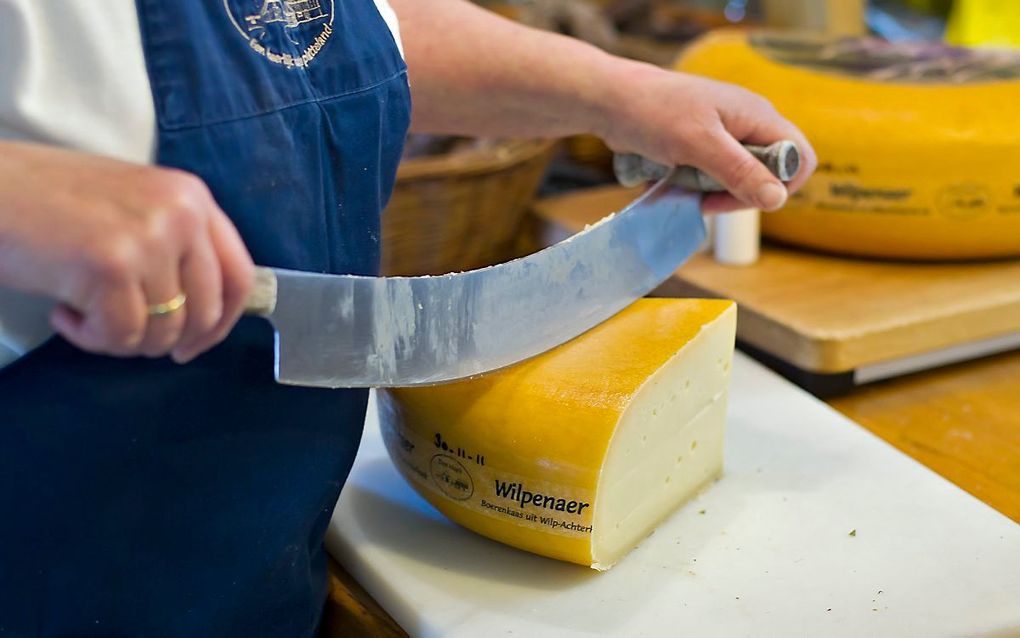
[378,298,736,569]
[676,30,1020,260]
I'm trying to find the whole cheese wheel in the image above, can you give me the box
[676,30,1020,260]
[379,298,736,570]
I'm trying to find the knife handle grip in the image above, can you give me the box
[613,140,801,192]
[245,267,278,316]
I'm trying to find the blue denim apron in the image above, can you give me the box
[0,1,409,635]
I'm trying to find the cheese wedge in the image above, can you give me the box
[378,298,736,570]
[677,30,1020,260]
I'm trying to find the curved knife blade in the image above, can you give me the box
[264,173,704,388]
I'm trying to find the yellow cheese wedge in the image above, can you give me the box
[676,30,1020,260]
[379,298,736,570]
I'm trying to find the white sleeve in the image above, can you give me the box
[373,0,405,59]
[0,0,156,162]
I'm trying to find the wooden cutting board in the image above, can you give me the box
[530,185,1020,389]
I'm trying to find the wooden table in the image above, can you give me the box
[829,348,1020,524]
[321,190,1020,635]
[322,557,407,637]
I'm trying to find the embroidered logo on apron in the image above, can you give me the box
[223,0,334,68]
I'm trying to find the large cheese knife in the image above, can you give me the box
[244,142,798,390]
[243,173,704,388]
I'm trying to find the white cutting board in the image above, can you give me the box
[326,353,1020,637]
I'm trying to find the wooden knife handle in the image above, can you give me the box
[245,266,278,316]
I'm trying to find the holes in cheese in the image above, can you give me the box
[378,298,736,570]
[676,30,1020,260]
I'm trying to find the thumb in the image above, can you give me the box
[690,129,789,212]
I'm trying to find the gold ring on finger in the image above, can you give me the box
[147,293,187,317]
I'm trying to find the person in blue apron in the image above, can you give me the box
[0,1,407,635]
[0,1,815,635]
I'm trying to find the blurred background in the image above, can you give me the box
[385,0,1020,276]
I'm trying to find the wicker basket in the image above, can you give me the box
[381,138,557,276]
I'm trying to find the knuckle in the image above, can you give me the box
[109,321,146,352]
[669,118,716,162]
[143,322,185,356]
[141,341,173,358]
[684,111,721,142]
[138,212,173,250]
[749,92,774,112]
[138,344,163,358]
[157,169,209,202]
[92,298,146,352]
[85,235,140,284]
[150,171,209,234]
[168,198,205,237]
[193,303,223,335]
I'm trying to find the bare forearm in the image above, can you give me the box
[390,0,636,139]
[389,0,817,212]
